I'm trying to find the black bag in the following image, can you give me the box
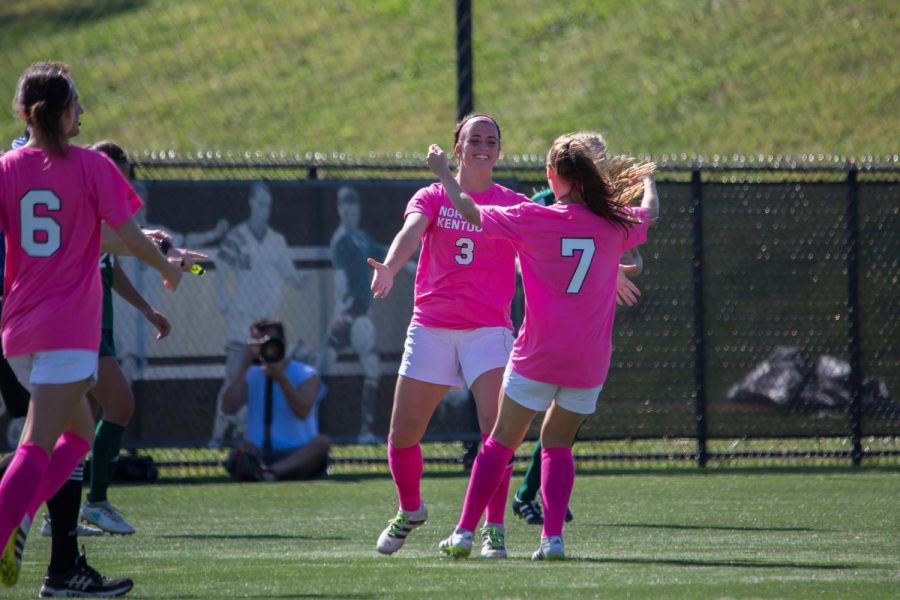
[112,454,159,483]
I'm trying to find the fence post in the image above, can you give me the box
[846,166,864,466]
[691,166,708,467]
[455,0,474,120]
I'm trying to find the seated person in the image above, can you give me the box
[222,319,331,481]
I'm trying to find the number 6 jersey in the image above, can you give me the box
[0,146,141,356]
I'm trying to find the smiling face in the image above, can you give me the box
[454,118,500,173]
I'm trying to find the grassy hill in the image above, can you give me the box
[1,0,897,161]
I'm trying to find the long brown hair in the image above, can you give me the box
[13,61,74,155]
[547,132,655,229]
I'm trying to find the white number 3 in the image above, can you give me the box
[561,238,595,293]
[455,237,474,265]
[20,190,62,257]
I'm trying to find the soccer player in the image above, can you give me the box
[430,132,659,560]
[0,61,181,592]
[512,133,644,526]
[79,141,177,536]
[369,114,530,558]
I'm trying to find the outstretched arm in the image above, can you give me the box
[369,212,428,300]
[425,144,482,227]
[112,218,182,291]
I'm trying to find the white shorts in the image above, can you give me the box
[399,324,514,388]
[503,366,602,415]
[7,350,99,392]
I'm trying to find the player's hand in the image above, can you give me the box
[144,309,172,340]
[368,257,394,299]
[162,262,183,291]
[616,265,641,306]
[426,144,450,177]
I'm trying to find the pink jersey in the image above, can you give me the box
[0,146,142,356]
[480,202,650,388]
[405,182,528,330]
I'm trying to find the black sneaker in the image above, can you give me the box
[39,551,133,597]
[512,496,544,525]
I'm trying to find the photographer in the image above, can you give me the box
[221,319,330,482]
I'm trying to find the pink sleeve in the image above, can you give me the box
[92,153,142,229]
[404,184,439,222]
[621,206,650,251]
[480,204,523,247]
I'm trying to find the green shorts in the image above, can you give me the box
[99,328,117,359]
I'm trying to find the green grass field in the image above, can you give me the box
[9,468,900,599]
[2,0,897,158]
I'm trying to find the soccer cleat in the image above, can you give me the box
[565,507,574,523]
[532,535,565,561]
[438,527,474,559]
[1,514,31,587]
[479,525,507,558]
[39,550,133,597]
[41,514,104,538]
[512,496,544,525]
[80,501,136,535]
[376,504,428,555]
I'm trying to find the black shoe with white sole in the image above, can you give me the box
[39,551,133,597]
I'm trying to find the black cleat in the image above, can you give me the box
[511,497,544,525]
[39,551,133,597]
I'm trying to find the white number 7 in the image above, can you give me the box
[561,238,595,294]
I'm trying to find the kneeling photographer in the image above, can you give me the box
[222,318,331,481]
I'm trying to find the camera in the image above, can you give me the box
[256,334,286,364]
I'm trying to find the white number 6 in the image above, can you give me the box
[561,238,595,294]
[20,190,62,257]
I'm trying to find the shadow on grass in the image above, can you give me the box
[592,522,823,533]
[566,555,860,570]
[159,533,346,541]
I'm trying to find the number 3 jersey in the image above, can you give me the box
[405,182,528,331]
[480,202,650,388]
[0,146,141,356]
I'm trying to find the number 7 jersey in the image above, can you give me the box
[480,202,650,388]
[0,146,141,356]
[405,182,528,330]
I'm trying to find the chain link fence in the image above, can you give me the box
[1,161,895,476]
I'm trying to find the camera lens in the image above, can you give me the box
[259,335,286,364]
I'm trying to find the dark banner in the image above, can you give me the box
[1,179,897,450]
[102,179,483,445]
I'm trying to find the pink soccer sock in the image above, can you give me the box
[388,440,423,513]
[0,442,50,545]
[540,446,575,538]
[458,436,515,532]
[483,434,512,526]
[26,432,91,519]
